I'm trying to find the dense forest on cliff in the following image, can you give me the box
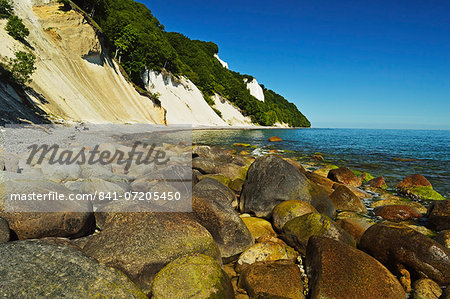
[72,0,310,127]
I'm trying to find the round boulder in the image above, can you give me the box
[282,213,355,254]
[82,212,222,294]
[327,167,362,187]
[152,254,234,299]
[240,155,335,218]
[329,185,367,213]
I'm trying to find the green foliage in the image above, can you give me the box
[5,15,29,40]
[72,0,310,127]
[0,0,13,18]
[7,51,36,84]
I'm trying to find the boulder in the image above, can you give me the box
[0,217,10,243]
[282,213,355,254]
[327,167,362,187]
[238,260,304,299]
[436,230,450,249]
[305,171,334,193]
[229,178,244,193]
[192,192,254,259]
[428,200,450,231]
[240,155,335,218]
[214,163,248,181]
[366,176,388,189]
[268,136,282,142]
[152,254,234,299]
[193,145,233,163]
[374,205,421,221]
[41,162,81,182]
[329,185,367,213]
[284,158,307,174]
[198,174,231,186]
[0,211,94,240]
[192,157,221,174]
[396,174,445,200]
[235,241,298,273]
[241,216,276,240]
[397,174,431,190]
[82,212,222,294]
[272,200,318,231]
[193,177,237,209]
[0,241,146,298]
[359,224,450,285]
[336,217,373,244]
[306,236,405,299]
[412,278,442,299]
[371,197,427,214]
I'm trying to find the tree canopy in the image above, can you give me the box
[72,0,310,127]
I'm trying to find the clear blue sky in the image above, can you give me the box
[139,0,450,129]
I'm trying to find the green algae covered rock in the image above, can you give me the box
[272,199,318,231]
[152,254,234,299]
[406,186,445,201]
[0,241,146,298]
[282,212,355,254]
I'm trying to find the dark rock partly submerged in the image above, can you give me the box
[240,155,335,218]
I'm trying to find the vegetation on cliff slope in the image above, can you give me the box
[72,0,310,127]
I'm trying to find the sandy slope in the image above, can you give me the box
[0,0,165,124]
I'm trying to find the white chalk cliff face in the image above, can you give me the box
[212,94,254,127]
[0,1,165,124]
[245,78,265,102]
[142,70,226,126]
[214,53,228,69]
[142,70,256,127]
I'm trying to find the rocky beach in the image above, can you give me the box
[0,129,448,298]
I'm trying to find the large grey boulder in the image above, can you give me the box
[240,155,335,218]
[0,241,146,298]
[82,212,222,295]
[192,184,254,259]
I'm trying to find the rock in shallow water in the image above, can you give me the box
[82,212,222,295]
[327,167,362,187]
[427,200,450,231]
[359,224,450,286]
[240,155,335,218]
[374,204,422,221]
[152,254,234,299]
[306,236,405,299]
[329,185,367,213]
[0,241,146,298]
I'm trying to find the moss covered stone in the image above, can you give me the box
[282,212,355,254]
[407,186,445,201]
[152,254,234,299]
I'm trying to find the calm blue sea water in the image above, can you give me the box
[193,128,450,198]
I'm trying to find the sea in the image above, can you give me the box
[193,128,450,198]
